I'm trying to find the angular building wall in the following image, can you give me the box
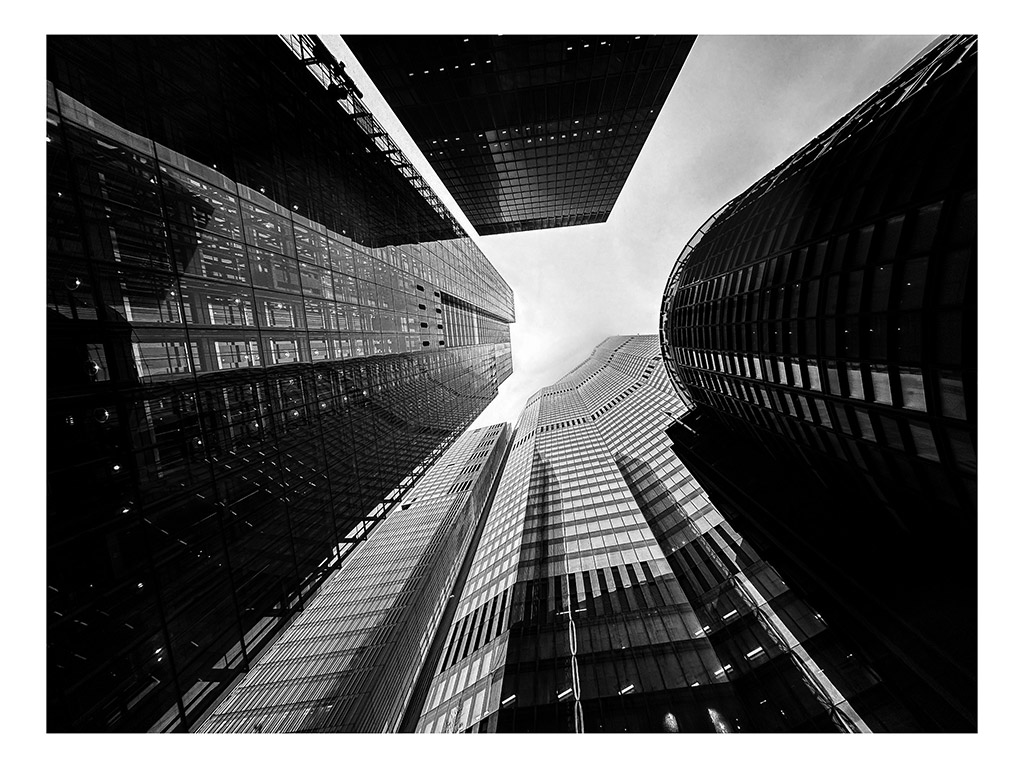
[659,36,977,730]
[46,35,513,732]
[198,423,510,733]
[413,336,919,733]
[345,35,694,235]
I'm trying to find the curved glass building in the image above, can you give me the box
[659,36,976,730]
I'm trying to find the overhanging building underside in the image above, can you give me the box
[345,35,695,235]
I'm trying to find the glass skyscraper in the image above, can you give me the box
[345,35,695,235]
[46,35,513,732]
[659,35,976,729]
[197,423,510,733]
[660,33,976,540]
[412,336,919,733]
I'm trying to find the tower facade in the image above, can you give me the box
[412,336,919,733]
[345,35,695,235]
[46,35,513,732]
[198,423,510,733]
[660,33,976,540]
[659,36,977,729]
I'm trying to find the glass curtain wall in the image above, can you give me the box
[46,35,513,733]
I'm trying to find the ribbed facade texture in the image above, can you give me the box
[659,36,977,729]
[413,336,919,733]
[198,423,510,733]
[660,34,976,529]
[345,35,694,235]
[46,35,513,732]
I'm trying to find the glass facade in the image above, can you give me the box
[659,36,977,730]
[345,35,695,235]
[46,35,514,732]
[198,423,510,732]
[661,34,976,525]
[413,336,917,733]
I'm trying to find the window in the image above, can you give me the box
[803,360,821,391]
[947,430,976,472]
[852,225,874,267]
[804,279,820,316]
[833,406,854,436]
[789,360,803,388]
[132,340,195,377]
[939,372,967,420]
[938,249,971,306]
[846,365,865,399]
[911,202,943,253]
[813,399,832,428]
[878,214,905,263]
[870,367,892,405]
[854,410,875,442]
[895,313,923,362]
[206,295,253,326]
[899,258,928,310]
[845,270,865,313]
[309,339,328,360]
[824,361,841,395]
[122,286,182,325]
[268,338,300,365]
[215,340,259,369]
[262,298,298,328]
[870,264,892,312]
[899,369,927,411]
[824,276,840,314]
[908,423,940,462]
[877,416,903,450]
[775,359,788,385]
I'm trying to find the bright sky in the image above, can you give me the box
[326,34,935,430]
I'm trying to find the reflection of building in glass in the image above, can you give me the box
[198,423,510,733]
[46,35,513,732]
[660,36,976,730]
[413,336,919,733]
[345,35,695,235]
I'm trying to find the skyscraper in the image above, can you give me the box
[46,35,513,732]
[659,35,976,729]
[345,35,695,235]
[412,336,920,733]
[197,423,510,733]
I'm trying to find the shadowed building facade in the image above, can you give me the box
[345,35,695,235]
[198,423,510,733]
[412,336,921,733]
[660,36,976,729]
[46,35,513,732]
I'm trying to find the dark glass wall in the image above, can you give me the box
[659,36,976,730]
[346,35,694,235]
[46,35,513,732]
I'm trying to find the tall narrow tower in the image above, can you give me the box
[413,336,919,733]
[199,424,510,732]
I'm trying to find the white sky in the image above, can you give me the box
[326,35,935,430]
